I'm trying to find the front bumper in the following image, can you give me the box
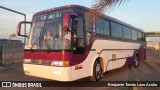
[23,64,71,81]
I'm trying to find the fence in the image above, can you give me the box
[146,49,160,60]
[0,43,159,65]
[0,43,24,66]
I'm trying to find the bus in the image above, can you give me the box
[17,5,146,81]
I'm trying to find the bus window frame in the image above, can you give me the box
[72,8,86,54]
[73,8,146,46]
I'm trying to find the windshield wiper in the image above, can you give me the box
[30,29,52,51]
[30,14,50,50]
[30,30,44,50]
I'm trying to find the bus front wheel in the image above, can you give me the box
[90,60,102,81]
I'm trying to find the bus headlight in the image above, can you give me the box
[51,61,69,67]
[23,59,32,64]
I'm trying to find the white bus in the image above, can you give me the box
[17,5,146,81]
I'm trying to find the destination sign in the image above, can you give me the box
[37,12,62,21]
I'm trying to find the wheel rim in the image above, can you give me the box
[95,63,101,79]
[135,57,138,66]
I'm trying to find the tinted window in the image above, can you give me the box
[104,20,110,35]
[96,19,103,34]
[143,33,146,41]
[138,31,143,41]
[132,29,138,40]
[85,14,92,32]
[76,16,85,47]
[86,32,92,46]
[123,26,131,39]
[111,22,123,38]
[77,17,84,38]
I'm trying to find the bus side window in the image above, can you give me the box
[143,33,146,41]
[132,29,138,40]
[85,14,92,47]
[73,16,85,54]
[103,20,110,36]
[86,32,91,46]
[123,26,131,40]
[96,19,103,35]
[138,31,143,41]
[76,16,85,47]
[111,22,123,38]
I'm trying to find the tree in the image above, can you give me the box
[92,0,128,13]
[88,0,128,21]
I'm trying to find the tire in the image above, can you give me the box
[134,56,139,67]
[90,60,102,81]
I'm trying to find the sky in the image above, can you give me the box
[0,0,160,39]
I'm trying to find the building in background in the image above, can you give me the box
[0,39,21,43]
[146,32,160,50]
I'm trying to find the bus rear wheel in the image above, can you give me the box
[90,60,102,81]
[134,57,139,67]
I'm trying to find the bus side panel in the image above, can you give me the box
[69,39,142,81]
[96,39,141,71]
[70,53,99,81]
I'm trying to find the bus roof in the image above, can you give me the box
[34,5,144,32]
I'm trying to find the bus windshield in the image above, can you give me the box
[26,12,71,51]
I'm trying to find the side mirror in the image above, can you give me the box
[17,21,32,37]
[63,14,70,32]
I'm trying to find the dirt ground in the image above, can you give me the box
[0,59,159,90]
